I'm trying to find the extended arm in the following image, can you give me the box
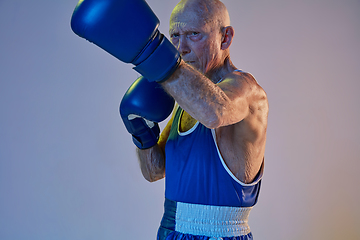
[161,62,255,129]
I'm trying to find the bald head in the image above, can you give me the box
[170,0,230,32]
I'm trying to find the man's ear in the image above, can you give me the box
[221,26,234,50]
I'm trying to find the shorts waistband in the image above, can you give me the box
[160,198,252,238]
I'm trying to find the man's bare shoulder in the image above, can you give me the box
[228,70,265,92]
[218,70,268,137]
[218,70,268,110]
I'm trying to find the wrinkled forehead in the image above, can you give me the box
[169,5,212,33]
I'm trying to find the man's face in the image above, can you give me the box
[169,8,223,75]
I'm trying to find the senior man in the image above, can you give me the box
[71,0,268,239]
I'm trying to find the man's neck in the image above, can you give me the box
[205,56,237,83]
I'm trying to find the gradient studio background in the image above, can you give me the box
[0,0,359,239]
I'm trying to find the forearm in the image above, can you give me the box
[161,62,236,128]
[136,144,165,182]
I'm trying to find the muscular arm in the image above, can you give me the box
[136,109,175,182]
[161,61,255,128]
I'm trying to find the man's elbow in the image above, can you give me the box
[144,174,165,183]
[204,119,221,129]
[202,111,223,129]
[142,170,165,183]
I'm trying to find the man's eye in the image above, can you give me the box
[171,33,179,38]
[191,32,199,36]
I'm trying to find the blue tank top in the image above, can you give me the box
[165,106,263,207]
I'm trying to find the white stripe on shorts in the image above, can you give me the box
[175,201,252,238]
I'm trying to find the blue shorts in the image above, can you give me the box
[157,199,254,240]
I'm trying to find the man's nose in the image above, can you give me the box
[178,36,190,56]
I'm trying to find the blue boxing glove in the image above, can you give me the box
[71,0,180,82]
[120,76,175,149]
